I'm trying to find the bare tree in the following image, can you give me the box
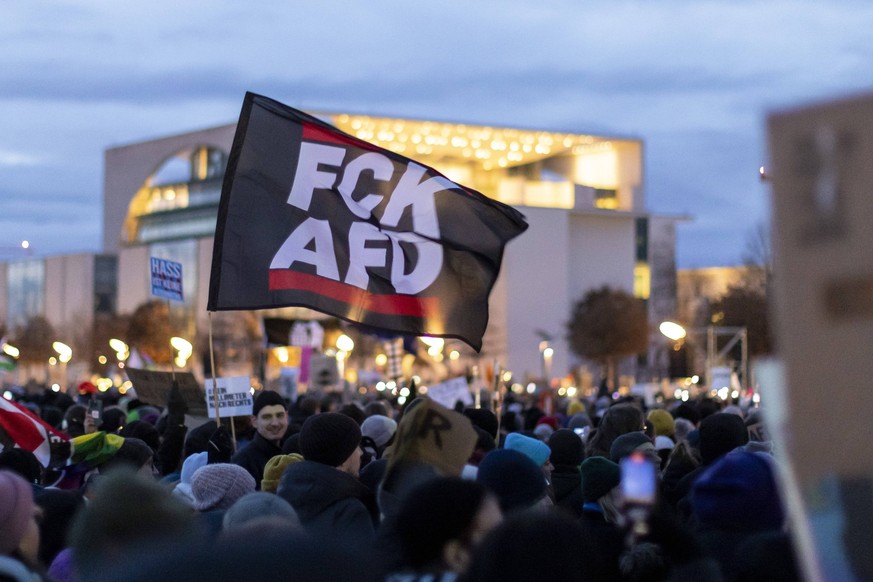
[566,286,649,392]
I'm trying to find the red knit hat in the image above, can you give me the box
[0,469,34,555]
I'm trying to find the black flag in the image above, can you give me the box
[208,93,528,351]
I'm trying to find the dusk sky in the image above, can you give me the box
[3,1,873,267]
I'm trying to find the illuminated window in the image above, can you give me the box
[634,262,651,299]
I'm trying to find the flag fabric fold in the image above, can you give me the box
[0,397,71,469]
[208,93,528,351]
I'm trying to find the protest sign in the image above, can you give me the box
[125,369,206,417]
[150,257,184,302]
[205,376,255,418]
[426,376,473,409]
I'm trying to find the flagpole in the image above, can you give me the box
[167,299,176,381]
[208,312,236,451]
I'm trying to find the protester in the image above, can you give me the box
[547,429,585,518]
[387,478,502,580]
[277,412,377,541]
[260,453,303,493]
[476,449,548,514]
[0,470,44,580]
[221,491,301,533]
[231,390,288,488]
[584,403,646,459]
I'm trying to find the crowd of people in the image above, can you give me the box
[0,383,799,581]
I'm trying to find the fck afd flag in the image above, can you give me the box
[0,397,71,469]
[208,93,528,351]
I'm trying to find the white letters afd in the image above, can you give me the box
[270,142,447,295]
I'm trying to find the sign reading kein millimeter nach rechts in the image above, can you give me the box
[207,92,528,351]
[150,257,184,302]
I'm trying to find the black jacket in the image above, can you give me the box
[277,460,376,542]
[231,432,281,489]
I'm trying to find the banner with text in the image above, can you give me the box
[207,93,528,351]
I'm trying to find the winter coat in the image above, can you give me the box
[277,460,376,542]
[231,432,281,489]
[550,464,584,518]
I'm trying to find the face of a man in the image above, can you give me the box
[253,404,288,444]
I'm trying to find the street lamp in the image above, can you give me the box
[658,321,749,393]
[52,341,72,388]
[170,336,193,368]
[335,334,354,401]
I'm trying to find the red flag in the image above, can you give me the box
[0,397,71,469]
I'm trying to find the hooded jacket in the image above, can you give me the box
[277,460,376,542]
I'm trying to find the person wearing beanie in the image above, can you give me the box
[277,412,377,542]
[463,408,499,440]
[172,451,209,506]
[378,398,478,523]
[221,491,301,532]
[361,415,397,454]
[547,429,585,518]
[0,470,42,578]
[672,412,750,513]
[261,453,303,493]
[609,431,656,463]
[191,463,257,512]
[646,409,675,438]
[476,449,547,514]
[690,450,785,579]
[231,390,288,489]
[578,456,624,578]
[504,432,554,489]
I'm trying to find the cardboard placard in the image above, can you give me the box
[426,376,473,409]
[125,368,206,417]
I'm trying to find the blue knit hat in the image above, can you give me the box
[477,449,546,512]
[504,432,551,466]
[691,450,783,531]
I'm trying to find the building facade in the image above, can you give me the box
[100,113,680,387]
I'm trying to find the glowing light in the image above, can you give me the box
[50,385,60,393]
[98,355,108,365]
[543,347,554,359]
[558,387,566,396]
[674,388,683,399]
[449,350,460,361]
[502,371,512,383]
[398,396,407,405]
[752,393,761,404]
[48,357,57,366]
[681,390,690,402]
[717,387,729,400]
[96,378,113,392]
[53,341,72,363]
[399,387,410,397]
[1,344,19,358]
[336,334,355,352]
[659,321,686,341]
[376,382,386,392]
[276,347,289,364]
[526,383,536,394]
[691,375,700,384]
[419,336,444,350]
[567,386,578,398]
[108,338,127,354]
[170,337,193,356]
[20,240,29,250]
[731,390,740,399]
[511,383,524,394]
[375,354,388,366]
[3,391,14,400]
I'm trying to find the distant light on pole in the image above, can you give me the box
[171,336,193,368]
[1,343,19,359]
[20,240,29,250]
[109,338,128,354]
[659,321,687,342]
[336,334,355,353]
[52,341,72,363]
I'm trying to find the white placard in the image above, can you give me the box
[205,376,255,418]
[426,376,473,409]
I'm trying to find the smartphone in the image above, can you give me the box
[620,451,657,506]
[88,398,104,421]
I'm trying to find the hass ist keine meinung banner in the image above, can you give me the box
[207,93,528,351]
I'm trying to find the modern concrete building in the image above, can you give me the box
[99,112,681,387]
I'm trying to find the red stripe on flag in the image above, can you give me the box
[301,123,380,152]
[268,270,438,318]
